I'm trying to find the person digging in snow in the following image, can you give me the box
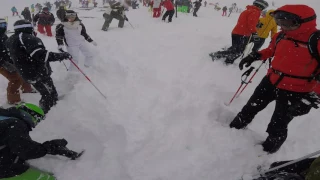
[101,1,129,31]
[56,10,97,71]
[0,103,81,180]
[229,5,320,154]
[161,0,175,23]
[209,0,268,64]
[0,19,35,105]
[6,20,72,114]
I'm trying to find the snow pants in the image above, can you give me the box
[12,12,18,16]
[230,76,312,154]
[153,7,161,18]
[0,67,33,104]
[102,12,125,31]
[193,8,199,17]
[222,10,227,16]
[2,168,56,180]
[67,43,94,70]
[37,24,52,37]
[212,34,250,64]
[162,10,174,22]
[252,38,266,52]
[31,76,58,114]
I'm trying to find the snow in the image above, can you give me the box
[1,0,320,180]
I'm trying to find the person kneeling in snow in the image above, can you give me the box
[101,1,128,31]
[56,10,97,70]
[0,103,75,180]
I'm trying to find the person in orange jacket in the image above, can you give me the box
[252,9,278,52]
[230,5,320,154]
[209,0,268,64]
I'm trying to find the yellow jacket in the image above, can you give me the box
[257,10,278,38]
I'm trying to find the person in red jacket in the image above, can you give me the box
[161,0,174,22]
[209,0,268,64]
[229,5,320,154]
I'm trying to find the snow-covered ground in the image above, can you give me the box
[1,0,320,179]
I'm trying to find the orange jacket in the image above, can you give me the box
[258,5,320,93]
[232,5,261,36]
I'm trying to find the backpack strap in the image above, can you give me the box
[307,30,320,80]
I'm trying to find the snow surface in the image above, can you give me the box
[1,0,320,179]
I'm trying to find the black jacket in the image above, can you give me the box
[33,11,55,26]
[6,33,65,82]
[55,19,93,46]
[56,8,66,21]
[193,1,202,9]
[21,9,32,22]
[0,107,47,178]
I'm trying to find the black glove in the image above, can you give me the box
[239,52,261,70]
[302,92,320,109]
[49,52,72,62]
[124,16,128,21]
[43,139,68,155]
[252,33,260,42]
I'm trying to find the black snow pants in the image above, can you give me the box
[193,8,199,17]
[31,76,58,114]
[162,10,175,22]
[252,38,266,52]
[212,34,250,64]
[229,76,311,154]
[102,11,125,31]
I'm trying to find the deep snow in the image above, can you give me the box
[1,0,320,179]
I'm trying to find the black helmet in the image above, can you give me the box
[13,20,34,34]
[253,0,268,10]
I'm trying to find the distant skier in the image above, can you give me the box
[0,103,80,180]
[230,5,320,154]
[252,10,277,52]
[56,10,97,70]
[0,19,35,105]
[209,0,268,64]
[161,0,175,22]
[31,4,35,21]
[102,1,128,31]
[33,7,55,37]
[204,1,207,7]
[21,7,32,22]
[228,7,233,17]
[6,20,72,113]
[193,0,202,17]
[56,5,66,21]
[11,6,19,16]
[222,6,227,16]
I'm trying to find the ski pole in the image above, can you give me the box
[226,67,255,106]
[69,59,107,99]
[240,35,253,59]
[127,21,135,29]
[62,61,69,71]
[236,60,265,98]
[250,149,320,179]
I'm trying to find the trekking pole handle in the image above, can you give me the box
[241,66,255,84]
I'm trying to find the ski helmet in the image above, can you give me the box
[253,0,268,10]
[13,19,34,34]
[16,102,45,128]
[0,18,7,34]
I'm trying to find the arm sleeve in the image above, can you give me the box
[33,13,39,23]
[6,121,47,160]
[55,24,65,46]
[258,32,279,60]
[247,11,260,34]
[0,38,10,66]
[50,13,55,24]
[20,34,50,63]
[80,24,93,43]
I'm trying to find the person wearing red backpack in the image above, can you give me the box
[229,5,320,154]
[161,0,174,22]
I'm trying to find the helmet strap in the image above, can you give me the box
[300,14,317,24]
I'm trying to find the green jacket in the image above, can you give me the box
[306,157,320,180]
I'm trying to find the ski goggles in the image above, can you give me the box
[271,11,301,27]
[0,23,7,28]
[66,13,77,18]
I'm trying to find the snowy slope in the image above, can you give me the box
[1,0,320,180]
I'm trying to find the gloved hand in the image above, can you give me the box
[124,16,129,21]
[252,33,260,42]
[91,41,98,46]
[49,52,72,62]
[239,52,261,70]
[58,45,64,52]
[43,139,68,155]
[301,91,320,109]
